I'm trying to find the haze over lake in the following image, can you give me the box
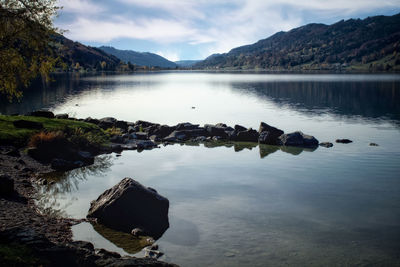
[2,72,400,266]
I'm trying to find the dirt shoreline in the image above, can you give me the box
[0,145,176,266]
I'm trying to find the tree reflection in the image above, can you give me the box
[35,154,114,217]
[232,79,400,125]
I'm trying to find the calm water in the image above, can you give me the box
[3,72,400,266]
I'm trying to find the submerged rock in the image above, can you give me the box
[87,178,169,239]
[319,142,333,148]
[336,139,353,144]
[279,131,319,148]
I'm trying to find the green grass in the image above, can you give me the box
[0,115,108,147]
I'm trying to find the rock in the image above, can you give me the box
[279,131,319,148]
[234,124,247,132]
[336,139,352,144]
[109,144,122,152]
[55,113,69,119]
[258,122,284,145]
[115,120,128,131]
[127,126,136,134]
[131,228,145,237]
[149,135,161,142]
[144,249,164,259]
[235,128,259,142]
[151,125,175,139]
[369,142,379,146]
[319,142,333,148]
[84,117,100,124]
[77,151,95,165]
[136,120,156,128]
[215,123,227,128]
[204,124,228,138]
[51,159,84,171]
[13,120,43,130]
[193,136,207,142]
[87,178,169,238]
[176,122,199,130]
[98,117,117,129]
[164,130,187,141]
[120,144,137,150]
[136,140,157,150]
[110,135,125,144]
[5,147,20,157]
[135,132,148,140]
[0,174,14,195]
[29,110,55,118]
[148,244,159,251]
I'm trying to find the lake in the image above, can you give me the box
[2,72,400,266]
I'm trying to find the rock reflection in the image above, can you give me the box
[91,222,153,254]
[35,154,114,217]
[184,141,317,158]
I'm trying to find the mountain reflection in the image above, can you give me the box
[232,79,400,123]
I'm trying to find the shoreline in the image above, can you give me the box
[0,111,330,266]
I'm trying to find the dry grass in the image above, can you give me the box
[28,131,66,148]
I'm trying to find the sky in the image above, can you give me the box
[56,0,400,61]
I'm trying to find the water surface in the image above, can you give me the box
[3,72,400,266]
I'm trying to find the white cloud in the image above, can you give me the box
[59,0,104,14]
[157,51,180,62]
[62,17,206,44]
[57,0,400,58]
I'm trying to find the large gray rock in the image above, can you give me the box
[87,178,169,238]
[258,122,284,145]
[279,131,319,148]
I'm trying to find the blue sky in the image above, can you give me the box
[56,0,400,61]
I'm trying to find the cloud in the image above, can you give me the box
[156,51,180,62]
[56,0,400,59]
[62,17,210,44]
[58,0,104,14]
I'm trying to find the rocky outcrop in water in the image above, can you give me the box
[279,131,319,148]
[87,178,169,239]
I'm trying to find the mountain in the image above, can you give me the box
[195,13,400,71]
[175,60,201,68]
[99,46,177,68]
[51,35,122,71]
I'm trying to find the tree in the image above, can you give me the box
[0,0,60,100]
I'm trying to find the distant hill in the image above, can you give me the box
[99,46,177,68]
[51,35,122,71]
[175,60,201,68]
[195,13,400,71]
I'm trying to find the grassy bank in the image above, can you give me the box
[0,115,108,148]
